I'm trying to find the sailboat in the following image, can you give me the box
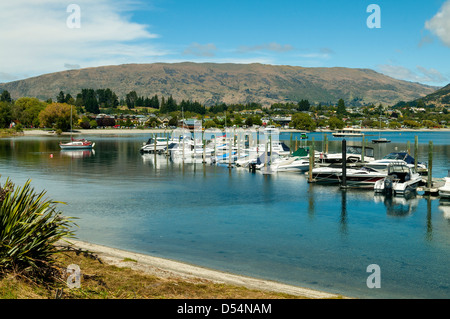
[372,110,391,143]
[59,106,95,150]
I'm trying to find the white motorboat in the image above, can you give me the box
[374,161,423,196]
[332,128,364,137]
[438,170,450,199]
[140,137,169,153]
[270,156,310,172]
[365,152,427,174]
[310,165,386,187]
[318,146,375,164]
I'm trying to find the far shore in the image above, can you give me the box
[62,239,345,299]
[21,127,450,136]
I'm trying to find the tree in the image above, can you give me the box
[57,91,66,103]
[328,116,345,130]
[80,89,99,114]
[0,90,12,103]
[336,99,346,117]
[12,97,46,127]
[125,91,138,109]
[204,120,217,129]
[297,99,310,112]
[0,102,12,128]
[38,103,75,131]
[388,121,401,129]
[233,114,243,126]
[289,113,316,131]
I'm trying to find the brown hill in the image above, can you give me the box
[415,83,450,107]
[0,62,437,106]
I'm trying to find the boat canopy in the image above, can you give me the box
[383,152,418,165]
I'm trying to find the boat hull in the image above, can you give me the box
[60,142,94,150]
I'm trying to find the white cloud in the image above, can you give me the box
[183,43,217,57]
[0,0,166,82]
[237,42,294,53]
[378,64,448,84]
[425,0,450,47]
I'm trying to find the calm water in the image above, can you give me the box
[0,130,449,299]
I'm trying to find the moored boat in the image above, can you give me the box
[60,137,95,150]
[374,161,423,196]
[438,170,450,199]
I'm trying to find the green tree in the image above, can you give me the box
[297,99,310,112]
[57,91,66,103]
[125,91,138,109]
[328,116,345,130]
[12,97,46,127]
[204,120,217,129]
[336,99,346,117]
[0,102,12,128]
[289,113,316,131]
[233,114,243,126]
[0,90,12,103]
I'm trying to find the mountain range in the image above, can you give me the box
[413,83,450,107]
[0,62,440,107]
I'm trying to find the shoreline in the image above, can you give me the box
[62,239,345,299]
[22,127,450,136]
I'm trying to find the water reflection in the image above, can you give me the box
[373,193,419,217]
[340,190,348,235]
[60,149,95,159]
[439,199,450,221]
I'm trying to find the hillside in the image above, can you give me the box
[0,62,438,106]
[414,83,450,107]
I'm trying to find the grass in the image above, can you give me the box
[0,248,308,299]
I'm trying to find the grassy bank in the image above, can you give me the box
[0,248,310,299]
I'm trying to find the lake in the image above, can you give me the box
[0,130,449,299]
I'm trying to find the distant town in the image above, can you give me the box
[0,88,448,134]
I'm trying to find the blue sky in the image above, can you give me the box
[0,0,449,87]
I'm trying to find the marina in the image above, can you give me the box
[1,129,449,299]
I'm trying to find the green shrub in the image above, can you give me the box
[0,178,76,278]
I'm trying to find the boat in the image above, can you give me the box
[59,106,95,150]
[372,137,391,143]
[140,137,169,153]
[332,128,364,137]
[438,170,450,199]
[371,112,391,143]
[310,165,386,187]
[270,156,310,172]
[365,152,427,174]
[374,161,423,196]
[60,137,95,150]
[318,146,375,164]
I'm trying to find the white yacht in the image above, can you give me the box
[310,165,386,187]
[270,156,310,172]
[332,128,364,137]
[438,170,450,199]
[374,162,423,196]
[365,152,428,174]
[140,137,169,153]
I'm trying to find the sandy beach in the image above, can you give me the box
[62,239,343,299]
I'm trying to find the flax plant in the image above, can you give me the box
[0,178,76,277]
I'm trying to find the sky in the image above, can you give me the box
[0,0,449,88]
